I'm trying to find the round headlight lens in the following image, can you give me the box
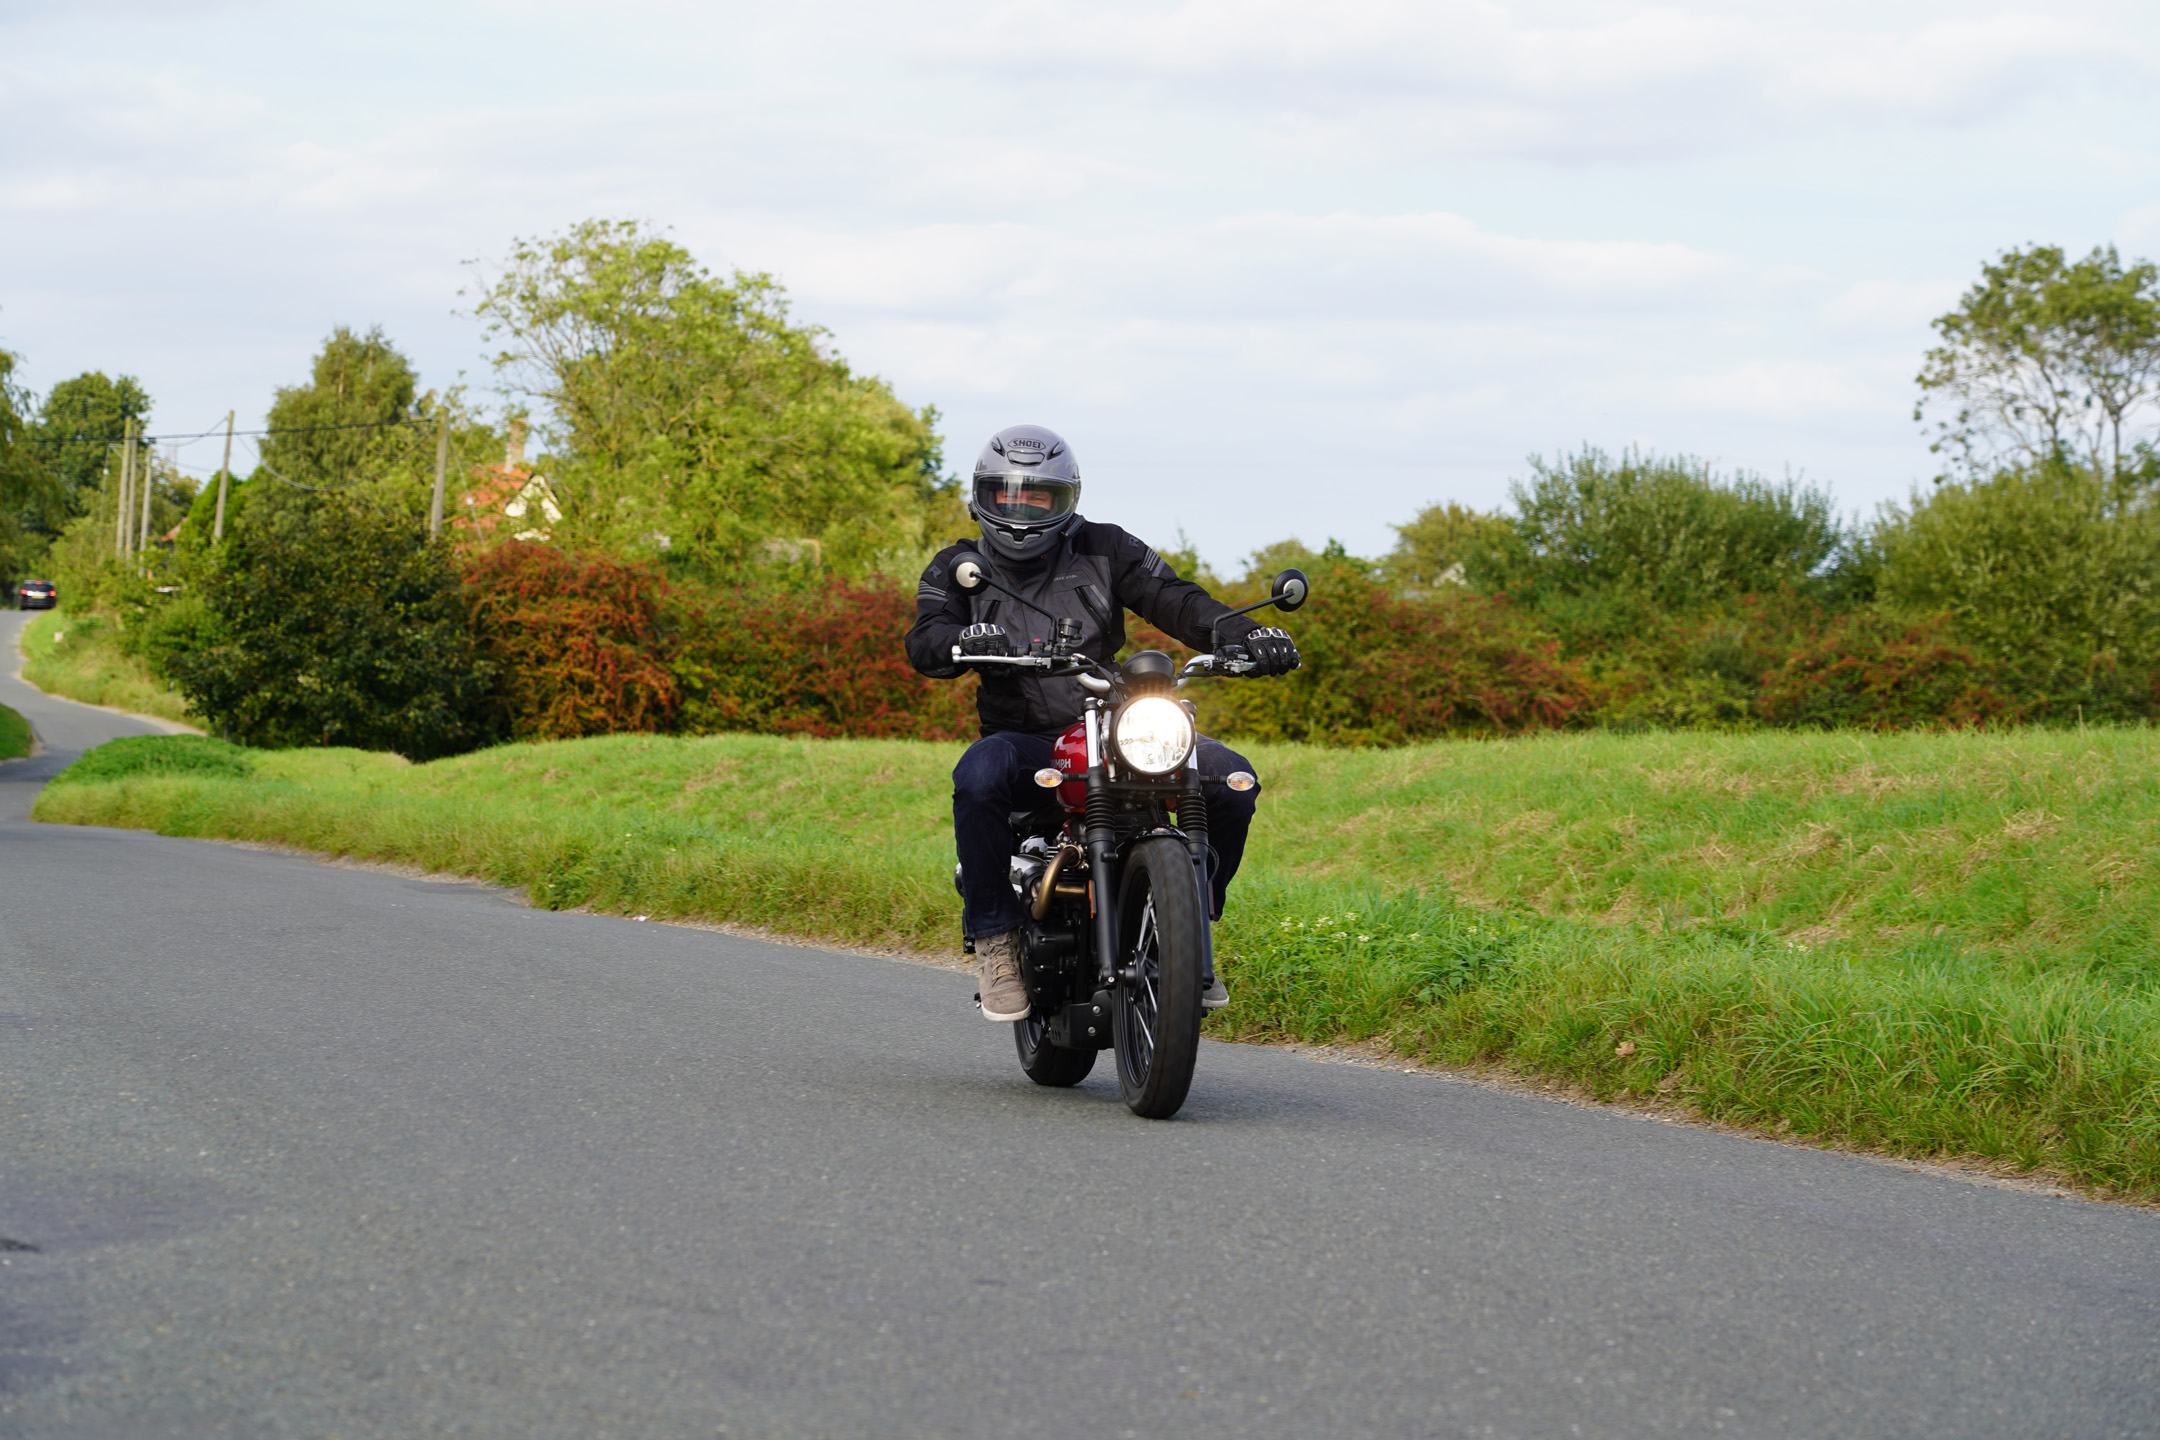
[1113,695,1195,776]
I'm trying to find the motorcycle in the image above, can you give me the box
[948,559,1310,1119]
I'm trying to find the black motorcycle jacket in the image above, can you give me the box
[906,519,1263,737]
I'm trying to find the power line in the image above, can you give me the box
[255,460,379,494]
[20,416,441,448]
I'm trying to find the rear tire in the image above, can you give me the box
[1015,1013,1096,1087]
[1112,836,1206,1119]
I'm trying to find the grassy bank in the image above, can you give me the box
[34,728,2160,1199]
[0,701,28,759]
[19,608,197,726]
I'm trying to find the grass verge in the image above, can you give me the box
[0,701,29,759]
[20,608,197,726]
[33,727,2160,1200]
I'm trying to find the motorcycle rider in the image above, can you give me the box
[905,424,1300,1024]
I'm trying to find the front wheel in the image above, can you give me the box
[1014,1012,1096,1087]
[1112,836,1206,1118]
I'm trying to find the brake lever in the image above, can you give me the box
[1174,653,1257,689]
[950,647,1054,670]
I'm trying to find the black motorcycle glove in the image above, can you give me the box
[958,622,1015,658]
[1242,626,1301,676]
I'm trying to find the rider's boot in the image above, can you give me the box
[976,930,1030,1023]
[1202,973,1229,1010]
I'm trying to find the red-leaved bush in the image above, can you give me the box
[463,544,681,740]
[1756,612,2015,730]
[463,545,979,742]
[672,576,978,741]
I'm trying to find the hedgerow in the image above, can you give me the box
[463,543,681,740]
[1133,550,1595,744]
[671,573,978,740]
[455,544,978,742]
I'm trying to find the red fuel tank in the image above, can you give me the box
[1051,721,1088,811]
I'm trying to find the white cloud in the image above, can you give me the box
[1659,360,1885,422]
[931,0,2132,162]
[1821,279,1965,335]
[718,210,1736,335]
[2118,202,2160,262]
[2,0,2153,561]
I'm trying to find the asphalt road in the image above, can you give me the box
[3,611,2158,1439]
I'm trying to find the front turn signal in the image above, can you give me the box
[1033,767,1063,788]
[1225,771,1257,791]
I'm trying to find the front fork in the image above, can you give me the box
[1082,703,1121,987]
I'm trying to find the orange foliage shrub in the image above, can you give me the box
[462,544,681,740]
[673,576,978,740]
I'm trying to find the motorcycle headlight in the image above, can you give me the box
[1112,695,1195,776]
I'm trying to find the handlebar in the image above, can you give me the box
[950,647,1258,682]
[950,647,1119,679]
[950,649,1058,670]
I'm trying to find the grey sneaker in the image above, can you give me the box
[1202,975,1229,1010]
[976,931,1030,1023]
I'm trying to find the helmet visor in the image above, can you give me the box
[974,475,1078,527]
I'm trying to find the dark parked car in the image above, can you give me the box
[15,580,56,611]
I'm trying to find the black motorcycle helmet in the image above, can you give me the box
[970,424,1082,564]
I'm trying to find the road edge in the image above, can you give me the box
[8,611,203,739]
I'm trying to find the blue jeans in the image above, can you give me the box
[953,730,1259,940]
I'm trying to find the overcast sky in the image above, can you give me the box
[3,0,2156,568]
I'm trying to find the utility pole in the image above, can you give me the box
[115,418,136,557]
[138,440,156,568]
[214,410,234,541]
[430,410,449,537]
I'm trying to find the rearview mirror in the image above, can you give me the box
[1270,567,1310,613]
[952,558,986,593]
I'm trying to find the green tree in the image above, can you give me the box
[29,371,150,522]
[1873,457,2160,712]
[1488,447,1843,613]
[1917,244,2160,481]
[225,329,496,542]
[258,326,421,489]
[169,496,502,758]
[1384,501,1516,593]
[0,347,64,583]
[472,219,954,576]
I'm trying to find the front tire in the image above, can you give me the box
[1112,836,1206,1118]
[1015,1013,1096,1087]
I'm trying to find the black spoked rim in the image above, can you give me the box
[1112,836,1204,1118]
[1116,892,1161,1087]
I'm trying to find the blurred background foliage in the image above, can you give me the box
[471,219,964,582]
[5,233,2160,753]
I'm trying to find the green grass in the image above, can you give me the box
[20,608,197,726]
[32,727,2160,1199]
[45,734,253,784]
[0,701,29,760]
